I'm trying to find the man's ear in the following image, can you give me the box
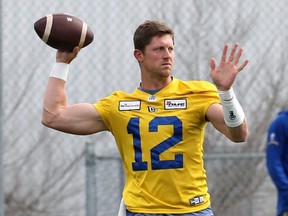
[134,49,143,62]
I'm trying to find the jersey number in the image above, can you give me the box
[127,116,183,171]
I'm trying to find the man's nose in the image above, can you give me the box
[162,48,172,58]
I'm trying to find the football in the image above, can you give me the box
[34,13,94,52]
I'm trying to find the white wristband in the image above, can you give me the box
[49,62,69,81]
[218,88,245,127]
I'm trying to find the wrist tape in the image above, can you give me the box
[218,88,245,127]
[49,62,69,81]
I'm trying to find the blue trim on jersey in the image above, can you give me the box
[266,110,288,216]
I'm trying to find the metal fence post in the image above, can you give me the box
[0,0,4,214]
[85,143,97,216]
[118,158,125,197]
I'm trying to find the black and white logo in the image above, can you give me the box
[229,110,236,120]
[148,106,158,112]
[189,196,204,206]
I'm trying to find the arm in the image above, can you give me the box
[207,44,249,142]
[206,103,248,142]
[266,117,288,190]
[41,47,107,135]
[267,141,288,189]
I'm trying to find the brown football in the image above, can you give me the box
[34,13,94,51]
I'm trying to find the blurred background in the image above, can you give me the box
[1,0,288,215]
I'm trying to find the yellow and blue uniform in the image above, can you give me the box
[93,78,220,214]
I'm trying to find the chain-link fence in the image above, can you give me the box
[86,148,270,216]
[1,0,288,215]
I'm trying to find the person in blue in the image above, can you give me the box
[266,110,288,216]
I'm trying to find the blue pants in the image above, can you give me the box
[126,207,214,216]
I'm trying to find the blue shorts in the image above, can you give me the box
[126,206,214,216]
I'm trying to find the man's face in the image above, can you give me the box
[138,34,174,77]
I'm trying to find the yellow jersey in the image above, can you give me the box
[93,78,220,214]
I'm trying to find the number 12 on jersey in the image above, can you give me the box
[127,116,184,171]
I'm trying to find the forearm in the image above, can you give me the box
[219,88,248,142]
[227,118,248,142]
[42,79,67,124]
[42,63,69,126]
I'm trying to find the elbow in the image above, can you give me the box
[41,109,58,129]
[41,117,52,128]
[230,129,248,143]
[228,122,248,143]
[232,136,247,143]
[230,120,249,143]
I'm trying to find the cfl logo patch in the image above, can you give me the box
[148,95,157,102]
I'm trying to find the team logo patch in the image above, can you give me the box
[119,101,141,111]
[164,99,187,110]
[268,132,279,145]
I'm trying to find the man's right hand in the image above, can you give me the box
[56,47,80,64]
